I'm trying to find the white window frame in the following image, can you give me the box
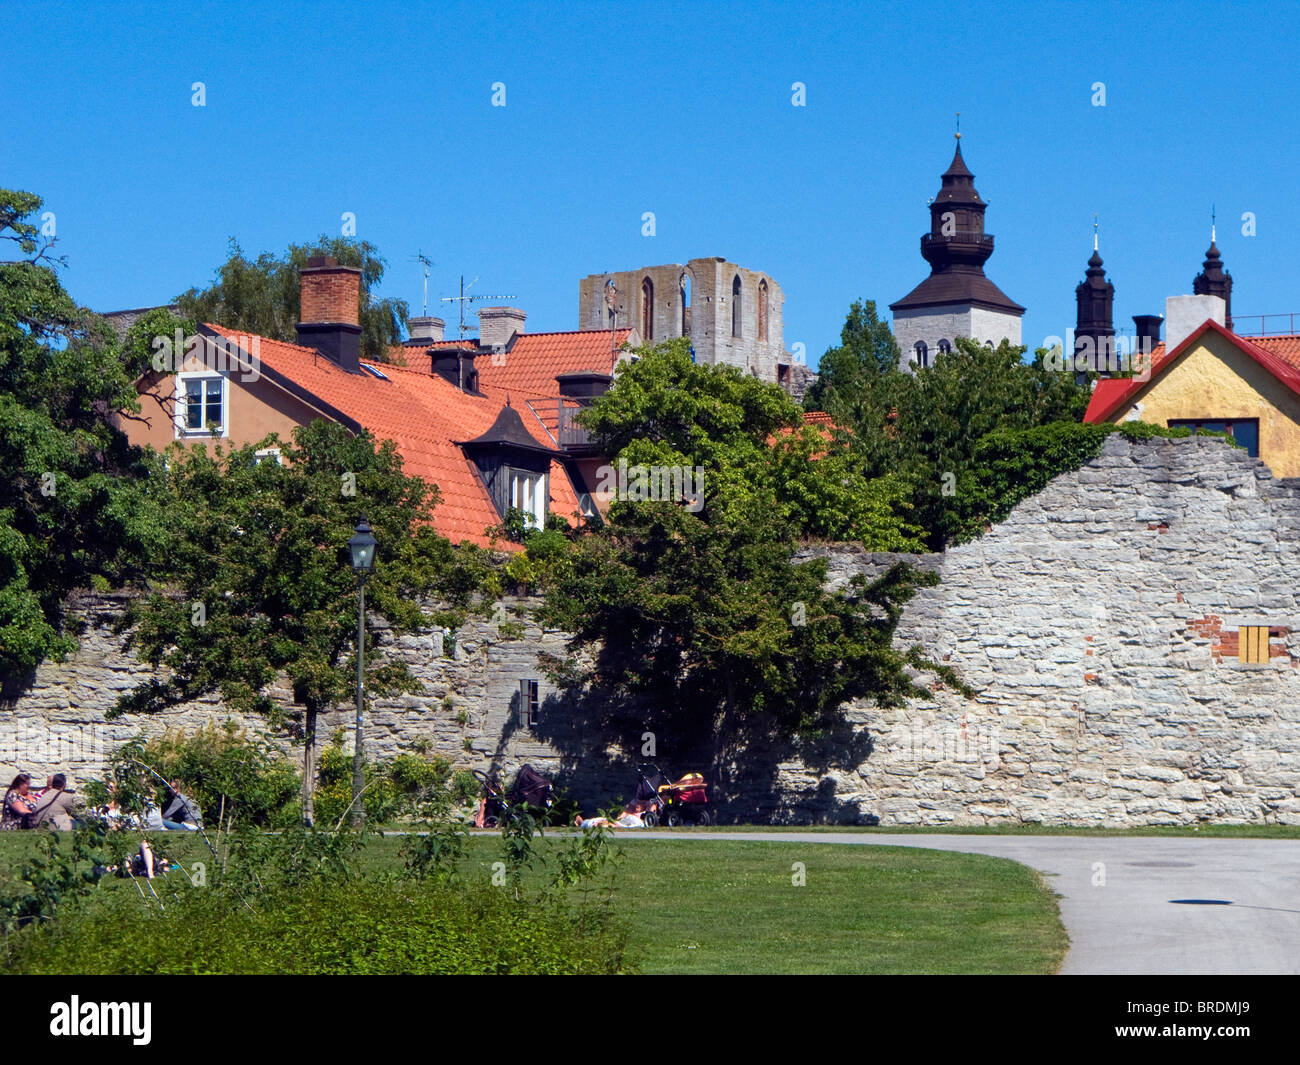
[175,371,229,439]
[509,468,547,530]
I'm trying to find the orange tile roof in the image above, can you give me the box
[207,325,583,549]
[393,329,631,400]
[1084,320,1300,424]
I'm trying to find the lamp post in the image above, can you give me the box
[348,516,377,827]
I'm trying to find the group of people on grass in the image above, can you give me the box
[2,771,203,834]
[573,798,654,829]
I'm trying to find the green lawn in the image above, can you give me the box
[0,832,1067,974]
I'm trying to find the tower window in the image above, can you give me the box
[731,275,742,338]
[758,280,769,342]
[680,272,691,335]
[641,277,654,341]
[914,341,929,368]
[937,338,952,355]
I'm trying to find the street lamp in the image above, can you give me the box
[348,516,377,826]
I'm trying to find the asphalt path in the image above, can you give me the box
[614,831,1300,975]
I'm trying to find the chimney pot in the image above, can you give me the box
[297,258,363,371]
[408,316,445,344]
[477,306,526,349]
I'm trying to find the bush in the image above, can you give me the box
[313,743,473,827]
[7,878,631,974]
[91,725,301,828]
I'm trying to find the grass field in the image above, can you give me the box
[0,831,1067,974]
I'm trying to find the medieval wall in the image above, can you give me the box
[5,435,1300,825]
[780,434,1300,825]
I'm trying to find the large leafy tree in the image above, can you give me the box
[176,237,408,362]
[112,420,485,825]
[808,300,1093,548]
[537,341,943,787]
[0,189,165,676]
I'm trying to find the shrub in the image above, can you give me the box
[91,725,301,828]
[7,878,631,974]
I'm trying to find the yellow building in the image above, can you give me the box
[1085,318,1300,479]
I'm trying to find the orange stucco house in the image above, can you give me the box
[114,257,634,547]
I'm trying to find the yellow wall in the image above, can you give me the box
[1106,329,1300,478]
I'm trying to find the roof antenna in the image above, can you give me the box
[411,252,435,315]
[440,275,517,340]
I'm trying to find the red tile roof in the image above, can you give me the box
[207,325,582,549]
[393,329,631,400]
[1084,319,1300,424]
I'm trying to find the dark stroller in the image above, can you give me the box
[635,764,713,827]
[474,764,555,827]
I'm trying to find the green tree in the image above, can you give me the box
[0,189,165,675]
[112,420,482,825]
[175,237,408,362]
[540,341,946,784]
[804,298,901,412]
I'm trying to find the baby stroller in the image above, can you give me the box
[635,764,712,827]
[474,764,555,827]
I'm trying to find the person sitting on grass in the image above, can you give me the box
[574,800,650,829]
[26,773,79,830]
[1,773,38,830]
[161,779,202,831]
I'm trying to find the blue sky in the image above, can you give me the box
[7,0,1299,367]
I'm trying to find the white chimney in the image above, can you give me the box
[407,316,445,343]
[478,306,526,349]
[1165,295,1225,351]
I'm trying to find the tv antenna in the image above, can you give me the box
[410,252,436,315]
[440,275,516,339]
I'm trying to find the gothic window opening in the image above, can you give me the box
[914,341,929,368]
[731,275,742,338]
[758,279,769,342]
[641,277,654,341]
[680,273,691,335]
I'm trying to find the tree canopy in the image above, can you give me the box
[806,303,1094,548]
[0,189,165,676]
[113,420,487,824]
[175,236,408,362]
[535,340,945,783]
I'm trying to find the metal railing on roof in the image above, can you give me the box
[1233,314,1300,337]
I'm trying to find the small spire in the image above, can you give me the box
[955,111,961,141]
[1093,213,1099,252]
[1211,204,1217,245]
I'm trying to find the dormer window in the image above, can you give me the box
[509,468,546,529]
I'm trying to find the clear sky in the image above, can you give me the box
[7,0,1299,367]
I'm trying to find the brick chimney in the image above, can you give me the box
[296,256,362,372]
[477,306,526,350]
[407,316,445,344]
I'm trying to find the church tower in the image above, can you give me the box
[890,128,1024,370]
[1075,220,1116,373]
[1193,216,1233,330]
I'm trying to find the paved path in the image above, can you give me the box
[618,832,1300,974]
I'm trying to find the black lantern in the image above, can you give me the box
[349,517,377,574]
